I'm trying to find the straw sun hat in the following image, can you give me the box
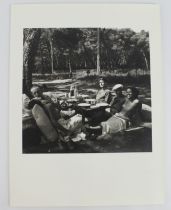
[112,84,123,91]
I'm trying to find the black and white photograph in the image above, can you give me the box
[9,4,165,207]
[22,27,152,153]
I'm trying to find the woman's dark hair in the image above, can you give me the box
[99,77,104,82]
[127,87,139,98]
[98,77,105,85]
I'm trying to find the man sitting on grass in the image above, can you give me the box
[109,84,126,115]
[86,84,126,126]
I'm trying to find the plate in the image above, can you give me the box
[96,102,109,107]
[78,103,90,108]
[67,98,78,102]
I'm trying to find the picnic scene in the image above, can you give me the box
[22,28,152,153]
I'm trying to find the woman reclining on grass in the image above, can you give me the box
[97,87,142,140]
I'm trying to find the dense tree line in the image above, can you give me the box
[23,28,150,75]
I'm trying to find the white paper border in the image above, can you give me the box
[9,4,164,207]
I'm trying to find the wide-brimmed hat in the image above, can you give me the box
[112,84,123,91]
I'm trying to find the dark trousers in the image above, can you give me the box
[89,110,112,126]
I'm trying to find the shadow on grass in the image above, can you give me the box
[23,128,152,154]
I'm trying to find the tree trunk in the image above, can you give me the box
[136,69,138,78]
[84,60,87,68]
[141,49,149,71]
[23,29,41,95]
[68,57,72,73]
[49,39,54,74]
[97,28,100,75]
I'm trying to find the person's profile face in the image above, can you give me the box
[115,89,122,96]
[99,80,104,88]
[31,87,42,98]
[126,88,133,99]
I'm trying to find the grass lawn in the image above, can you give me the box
[24,74,152,153]
[33,74,151,105]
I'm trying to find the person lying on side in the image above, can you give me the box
[97,87,142,139]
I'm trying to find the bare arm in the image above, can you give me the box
[126,99,139,112]
[120,99,139,116]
